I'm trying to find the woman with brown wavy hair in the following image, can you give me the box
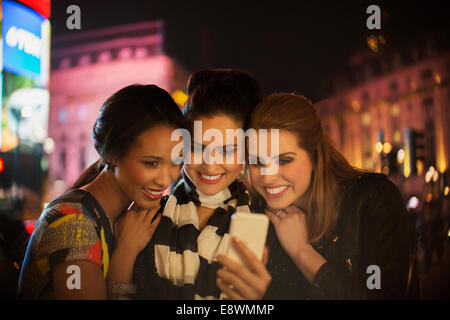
[217,93,421,299]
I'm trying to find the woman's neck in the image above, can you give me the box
[196,206,215,231]
[292,190,310,212]
[80,169,131,223]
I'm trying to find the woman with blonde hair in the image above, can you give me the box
[218,93,421,299]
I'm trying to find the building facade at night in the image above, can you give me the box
[48,21,189,199]
[315,40,450,201]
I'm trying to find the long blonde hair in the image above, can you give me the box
[247,93,363,243]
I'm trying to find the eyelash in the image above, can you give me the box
[191,147,235,155]
[249,158,292,166]
[225,149,235,155]
[143,161,159,167]
[280,159,292,165]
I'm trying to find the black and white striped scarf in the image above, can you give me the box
[142,171,250,299]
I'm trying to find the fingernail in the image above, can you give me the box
[215,254,221,260]
[232,236,241,244]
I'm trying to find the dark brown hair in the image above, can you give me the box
[183,69,263,128]
[70,84,188,189]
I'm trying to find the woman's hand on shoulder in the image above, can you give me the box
[265,206,326,284]
[113,203,162,258]
[265,205,310,260]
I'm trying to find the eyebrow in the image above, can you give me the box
[193,142,238,149]
[222,144,238,149]
[248,153,296,165]
[249,152,297,158]
[278,152,297,157]
[142,155,164,160]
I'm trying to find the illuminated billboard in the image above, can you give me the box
[1,0,51,151]
[0,0,51,199]
[17,0,51,18]
[1,0,50,86]
[1,71,49,153]
[0,0,50,152]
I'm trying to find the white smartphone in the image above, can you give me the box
[225,212,269,268]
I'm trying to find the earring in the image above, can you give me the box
[106,161,116,170]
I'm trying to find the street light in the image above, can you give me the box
[383,142,392,154]
[397,149,405,164]
[375,142,383,153]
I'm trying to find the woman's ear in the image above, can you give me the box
[105,158,117,170]
[239,165,245,177]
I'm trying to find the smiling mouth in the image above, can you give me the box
[198,172,224,184]
[264,185,289,198]
[142,187,165,200]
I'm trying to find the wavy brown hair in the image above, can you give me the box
[247,93,363,243]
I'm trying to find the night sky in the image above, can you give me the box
[50,0,450,102]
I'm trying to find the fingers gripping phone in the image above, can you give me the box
[225,212,269,267]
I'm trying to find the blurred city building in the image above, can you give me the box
[315,36,450,205]
[48,21,189,202]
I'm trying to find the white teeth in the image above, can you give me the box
[143,188,163,195]
[266,185,288,195]
[200,173,222,181]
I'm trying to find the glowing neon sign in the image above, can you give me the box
[1,0,50,84]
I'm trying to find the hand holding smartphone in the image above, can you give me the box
[225,212,269,268]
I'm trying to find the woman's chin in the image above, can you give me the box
[134,197,160,210]
[265,198,292,210]
[267,205,287,211]
[197,186,222,196]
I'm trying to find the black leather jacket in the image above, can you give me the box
[263,172,421,300]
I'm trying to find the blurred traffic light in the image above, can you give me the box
[376,130,399,176]
[402,128,425,177]
[387,146,399,174]
[0,154,13,188]
[379,144,399,176]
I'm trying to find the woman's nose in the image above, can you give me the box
[202,162,220,173]
[261,173,279,185]
[260,163,280,184]
[169,165,182,181]
[154,165,173,188]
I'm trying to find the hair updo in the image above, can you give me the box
[183,69,263,129]
[71,84,187,189]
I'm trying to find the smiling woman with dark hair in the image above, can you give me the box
[123,69,269,300]
[18,84,188,299]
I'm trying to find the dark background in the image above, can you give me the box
[50,0,450,101]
